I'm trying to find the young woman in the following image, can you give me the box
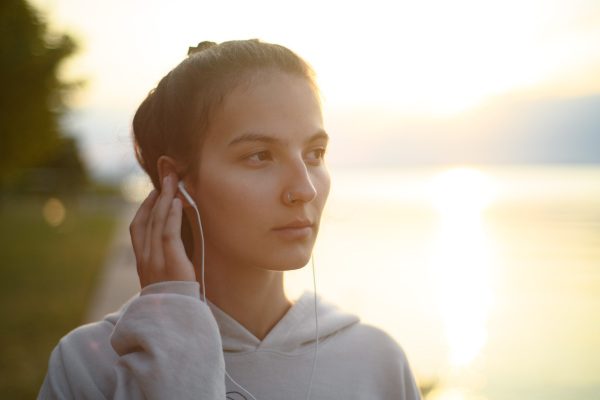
[38,39,422,400]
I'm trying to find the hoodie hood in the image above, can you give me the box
[208,292,359,356]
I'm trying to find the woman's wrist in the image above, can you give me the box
[140,281,201,299]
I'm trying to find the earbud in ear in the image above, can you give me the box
[178,181,196,207]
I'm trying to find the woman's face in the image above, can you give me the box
[191,72,330,272]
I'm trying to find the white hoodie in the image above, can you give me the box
[38,281,422,400]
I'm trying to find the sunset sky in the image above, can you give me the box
[31,0,600,177]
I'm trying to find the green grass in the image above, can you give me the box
[0,195,120,399]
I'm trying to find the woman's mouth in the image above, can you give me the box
[272,220,313,239]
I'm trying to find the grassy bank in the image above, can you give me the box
[0,195,121,399]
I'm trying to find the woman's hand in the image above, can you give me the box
[130,173,197,288]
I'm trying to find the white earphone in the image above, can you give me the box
[178,180,196,207]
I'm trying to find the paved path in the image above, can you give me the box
[84,204,141,323]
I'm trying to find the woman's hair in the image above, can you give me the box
[132,39,318,189]
[131,39,318,257]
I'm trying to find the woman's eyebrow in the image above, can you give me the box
[228,132,280,147]
[228,130,329,147]
[306,131,329,145]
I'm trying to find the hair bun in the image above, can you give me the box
[188,41,217,56]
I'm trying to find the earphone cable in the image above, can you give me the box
[305,255,319,399]
[190,202,206,303]
[184,184,319,399]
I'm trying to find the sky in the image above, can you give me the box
[31,0,600,178]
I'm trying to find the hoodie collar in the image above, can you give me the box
[209,292,359,355]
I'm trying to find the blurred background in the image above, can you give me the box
[1,0,599,398]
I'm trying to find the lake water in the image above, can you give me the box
[285,165,600,400]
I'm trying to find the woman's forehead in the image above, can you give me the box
[204,73,324,146]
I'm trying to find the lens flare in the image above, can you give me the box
[43,198,66,227]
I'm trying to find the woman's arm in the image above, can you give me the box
[38,174,225,399]
[109,282,225,399]
[38,282,226,399]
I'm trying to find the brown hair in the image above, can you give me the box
[131,39,318,257]
[132,39,317,189]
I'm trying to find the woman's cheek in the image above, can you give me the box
[316,170,331,201]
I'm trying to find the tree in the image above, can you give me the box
[0,0,82,189]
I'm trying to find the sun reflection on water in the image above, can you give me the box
[427,168,495,399]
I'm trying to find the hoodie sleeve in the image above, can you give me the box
[394,344,422,400]
[38,281,226,400]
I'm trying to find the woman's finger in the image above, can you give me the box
[147,173,178,267]
[150,174,177,244]
[163,198,196,281]
[130,189,158,259]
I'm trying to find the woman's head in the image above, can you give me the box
[132,39,318,188]
[132,40,329,271]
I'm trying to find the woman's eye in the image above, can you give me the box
[247,150,271,162]
[306,148,326,161]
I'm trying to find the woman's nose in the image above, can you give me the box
[283,160,317,205]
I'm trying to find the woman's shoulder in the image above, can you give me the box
[50,295,134,370]
[335,319,409,360]
[312,295,411,364]
[316,308,421,399]
[39,300,130,399]
[312,296,402,350]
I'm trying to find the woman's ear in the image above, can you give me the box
[156,156,183,187]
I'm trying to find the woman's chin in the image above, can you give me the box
[265,252,313,272]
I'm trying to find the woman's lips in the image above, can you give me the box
[272,220,313,238]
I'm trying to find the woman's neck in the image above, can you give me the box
[193,253,291,341]
[212,269,291,341]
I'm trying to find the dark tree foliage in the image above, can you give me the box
[0,0,84,189]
